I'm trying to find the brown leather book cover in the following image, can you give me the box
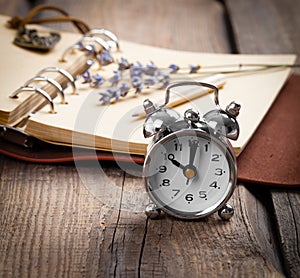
[237,74,300,187]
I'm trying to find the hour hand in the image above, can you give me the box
[168,154,185,169]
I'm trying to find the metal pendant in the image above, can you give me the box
[13,28,61,51]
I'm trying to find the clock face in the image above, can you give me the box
[144,129,236,219]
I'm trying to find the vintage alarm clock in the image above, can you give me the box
[142,81,241,220]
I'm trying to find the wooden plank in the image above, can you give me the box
[225,0,300,277]
[0,0,289,276]
[79,0,231,52]
[0,0,31,16]
[271,190,300,278]
[0,0,231,53]
[225,0,300,71]
[0,158,284,277]
[0,159,124,277]
[140,186,284,277]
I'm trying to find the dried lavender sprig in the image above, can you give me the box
[167,63,300,74]
[84,55,300,105]
[93,60,171,104]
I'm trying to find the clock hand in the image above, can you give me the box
[188,141,198,167]
[185,141,198,184]
[168,154,185,170]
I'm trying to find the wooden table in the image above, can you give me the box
[0,0,299,277]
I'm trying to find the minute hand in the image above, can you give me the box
[188,142,198,166]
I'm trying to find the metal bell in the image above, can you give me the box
[143,99,180,138]
[203,102,240,140]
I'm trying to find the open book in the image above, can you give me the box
[0,15,296,158]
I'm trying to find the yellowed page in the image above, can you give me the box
[25,40,296,155]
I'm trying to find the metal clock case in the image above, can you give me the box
[142,81,241,220]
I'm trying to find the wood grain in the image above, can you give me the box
[0,159,284,277]
[0,0,297,277]
[0,0,231,53]
[225,0,300,276]
[225,0,300,71]
[271,190,300,278]
[140,186,284,277]
[0,0,31,16]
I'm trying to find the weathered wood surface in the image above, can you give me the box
[0,0,298,277]
[225,1,300,277]
[0,159,284,277]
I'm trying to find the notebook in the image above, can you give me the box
[0,14,296,157]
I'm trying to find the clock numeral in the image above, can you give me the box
[211,154,221,162]
[167,154,175,160]
[199,191,207,199]
[174,142,182,151]
[161,179,170,186]
[164,153,175,161]
[185,193,194,203]
[204,142,210,152]
[209,181,220,189]
[158,165,167,173]
[215,168,225,176]
[172,189,180,198]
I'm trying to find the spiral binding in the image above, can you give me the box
[9,28,120,114]
[10,86,56,114]
[23,76,66,104]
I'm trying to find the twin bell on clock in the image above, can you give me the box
[142,81,241,221]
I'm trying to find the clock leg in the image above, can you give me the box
[218,203,234,220]
[145,203,161,219]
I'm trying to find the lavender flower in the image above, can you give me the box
[119,82,131,96]
[99,90,112,104]
[131,76,143,94]
[76,41,85,50]
[144,76,158,87]
[92,74,104,88]
[134,85,143,94]
[100,50,114,66]
[112,88,121,102]
[130,62,143,78]
[109,70,122,87]
[158,72,170,88]
[118,57,131,71]
[189,64,201,74]
[81,70,92,84]
[99,87,120,104]
[76,41,95,57]
[143,61,158,76]
[169,64,180,73]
